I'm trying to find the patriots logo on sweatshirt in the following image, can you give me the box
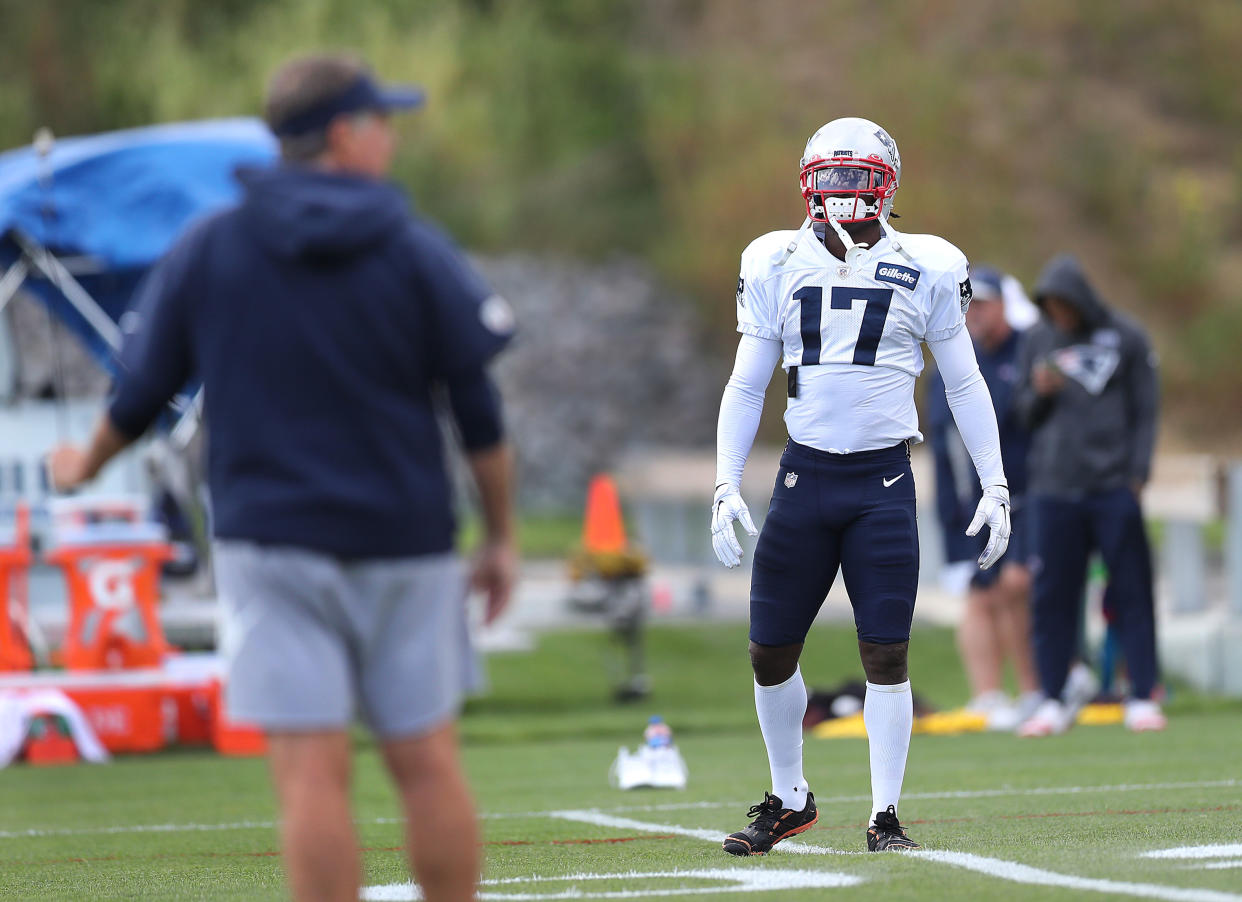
[1051,344,1120,395]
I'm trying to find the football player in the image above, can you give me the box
[712,118,1009,854]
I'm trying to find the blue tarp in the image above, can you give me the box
[0,118,276,372]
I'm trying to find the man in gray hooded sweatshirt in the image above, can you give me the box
[1012,254,1165,735]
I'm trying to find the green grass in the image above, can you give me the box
[458,511,583,559]
[2,624,1240,900]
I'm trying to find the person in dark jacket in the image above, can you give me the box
[1012,254,1165,736]
[48,53,516,902]
[928,267,1040,729]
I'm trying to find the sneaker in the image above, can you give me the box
[866,805,921,851]
[722,791,818,856]
[1017,698,1072,737]
[1124,699,1167,732]
[1014,690,1045,722]
[964,690,1011,715]
[985,702,1022,732]
[1064,661,1100,711]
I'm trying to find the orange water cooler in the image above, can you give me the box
[0,503,34,671]
[43,497,174,671]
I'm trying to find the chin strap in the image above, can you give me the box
[776,216,812,266]
[827,216,873,268]
[878,217,917,265]
[779,212,916,270]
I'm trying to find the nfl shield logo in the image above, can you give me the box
[784,471,799,488]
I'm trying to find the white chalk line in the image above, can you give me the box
[1143,844,1242,860]
[2,776,1237,840]
[493,776,1242,819]
[559,811,1242,902]
[550,809,863,856]
[362,868,862,900]
[923,851,1242,902]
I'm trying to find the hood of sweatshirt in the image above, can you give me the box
[236,165,408,260]
[1032,253,1110,330]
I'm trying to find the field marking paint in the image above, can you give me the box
[550,810,862,856]
[1143,844,1242,873]
[553,811,1242,902]
[0,819,277,839]
[899,779,1242,804]
[361,867,863,900]
[1143,845,1242,860]
[922,851,1242,902]
[3,777,1237,840]
[484,777,1242,819]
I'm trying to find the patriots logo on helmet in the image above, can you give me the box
[873,128,899,167]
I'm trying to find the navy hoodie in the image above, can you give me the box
[109,166,513,558]
[1013,254,1157,498]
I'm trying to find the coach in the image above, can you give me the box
[1013,254,1164,736]
[49,54,516,902]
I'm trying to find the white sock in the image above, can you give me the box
[754,668,810,812]
[864,680,912,825]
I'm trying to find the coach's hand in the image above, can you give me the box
[711,483,758,568]
[967,484,1011,570]
[472,537,518,625]
[47,445,90,492]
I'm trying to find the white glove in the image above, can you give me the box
[966,484,1011,570]
[711,483,758,568]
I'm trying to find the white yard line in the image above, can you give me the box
[550,809,862,856]
[1143,845,1242,860]
[922,851,1242,902]
[482,776,1242,819]
[364,868,863,900]
[0,819,277,839]
[2,776,1237,840]
[555,811,1242,902]
[899,778,1241,804]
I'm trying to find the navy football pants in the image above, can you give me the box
[1029,489,1158,700]
[750,440,919,647]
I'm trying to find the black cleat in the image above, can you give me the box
[722,791,818,856]
[866,805,921,851]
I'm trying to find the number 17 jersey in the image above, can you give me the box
[736,225,972,454]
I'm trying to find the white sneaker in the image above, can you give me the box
[1063,662,1100,711]
[1124,699,1167,732]
[965,690,1011,715]
[986,703,1022,732]
[1017,699,1071,737]
[993,691,1046,732]
[1014,690,1045,723]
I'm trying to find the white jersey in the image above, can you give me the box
[736,225,971,453]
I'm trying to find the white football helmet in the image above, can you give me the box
[799,117,901,224]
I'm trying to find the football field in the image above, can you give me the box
[2,623,1240,901]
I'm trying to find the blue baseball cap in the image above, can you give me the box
[271,73,425,137]
[969,265,1004,301]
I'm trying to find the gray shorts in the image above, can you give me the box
[213,541,479,738]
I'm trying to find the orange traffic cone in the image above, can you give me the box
[582,474,628,554]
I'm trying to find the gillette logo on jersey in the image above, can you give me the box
[874,264,921,289]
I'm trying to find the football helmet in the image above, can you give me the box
[799,117,901,225]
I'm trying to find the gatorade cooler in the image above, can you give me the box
[44,497,174,671]
[0,503,33,672]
